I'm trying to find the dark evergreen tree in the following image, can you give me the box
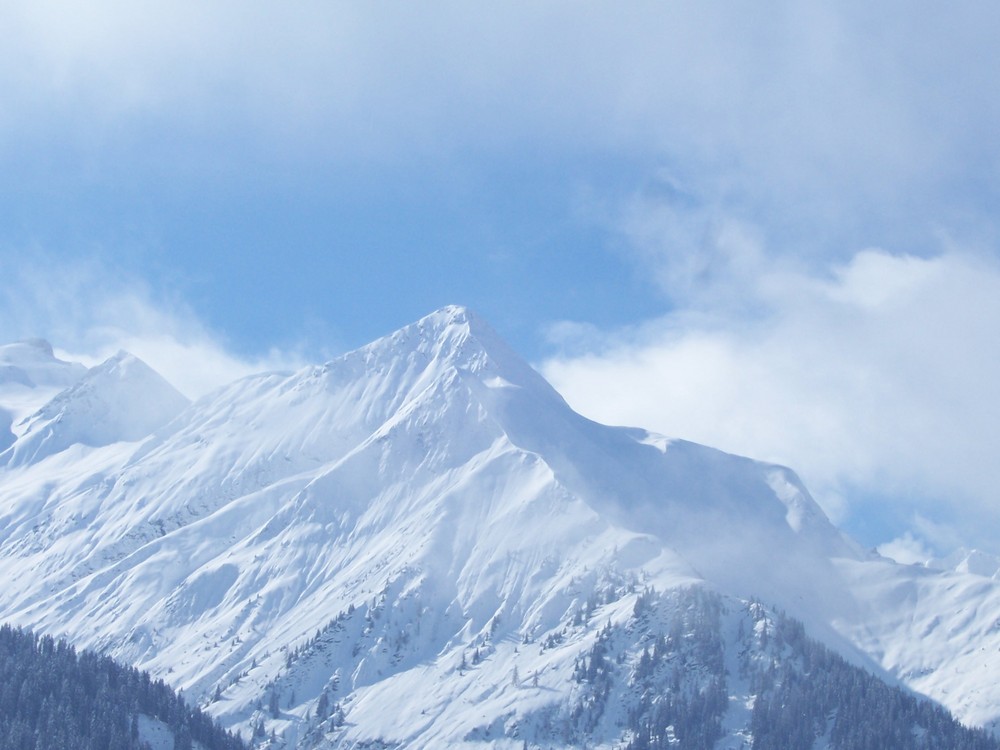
[746,609,1000,750]
[0,623,246,750]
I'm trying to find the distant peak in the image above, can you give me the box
[3,349,190,466]
[19,338,54,357]
[0,340,87,400]
[86,350,181,392]
[0,338,58,364]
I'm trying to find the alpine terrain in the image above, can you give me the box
[1,306,999,749]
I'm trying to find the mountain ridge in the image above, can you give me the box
[0,338,89,452]
[1,306,999,746]
[2,349,189,467]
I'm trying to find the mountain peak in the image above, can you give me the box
[365,305,553,396]
[389,304,497,354]
[0,340,89,446]
[0,339,86,389]
[413,304,501,341]
[95,349,154,377]
[2,350,190,466]
[419,303,476,327]
[0,338,55,360]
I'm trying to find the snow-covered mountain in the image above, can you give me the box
[0,339,88,452]
[1,306,999,747]
[927,547,1000,580]
[3,349,189,467]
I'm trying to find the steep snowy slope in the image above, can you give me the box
[836,555,1000,733]
[0,306,998,748]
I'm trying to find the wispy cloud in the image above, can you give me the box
[876,533,933,566]
[0,253,306,398]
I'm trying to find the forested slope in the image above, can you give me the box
[0,624,246,750]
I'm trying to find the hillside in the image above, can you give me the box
[0,623,245,750]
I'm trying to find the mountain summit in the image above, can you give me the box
[2,350,189,467]
[0,339,88,451]
[1,307,999,747]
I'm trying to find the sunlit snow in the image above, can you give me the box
[1,306,999,746]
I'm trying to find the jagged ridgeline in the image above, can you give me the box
[0,624,246,750]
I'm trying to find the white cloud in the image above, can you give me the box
[877,533,933,566]
[541,246,1000,553]
[3,1,998,214]
[0,253,305,398]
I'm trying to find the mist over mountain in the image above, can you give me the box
[1,306,998,748]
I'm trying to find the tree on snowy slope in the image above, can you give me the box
[0,624,246,750]
[617,589,1000,750]
[743,607,999,750]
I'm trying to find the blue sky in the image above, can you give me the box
[2,2,1000,558]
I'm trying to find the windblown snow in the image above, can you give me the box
[0,306,998,747]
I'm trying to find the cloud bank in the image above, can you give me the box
[3,2,998,249]
[542,245,1000,553]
